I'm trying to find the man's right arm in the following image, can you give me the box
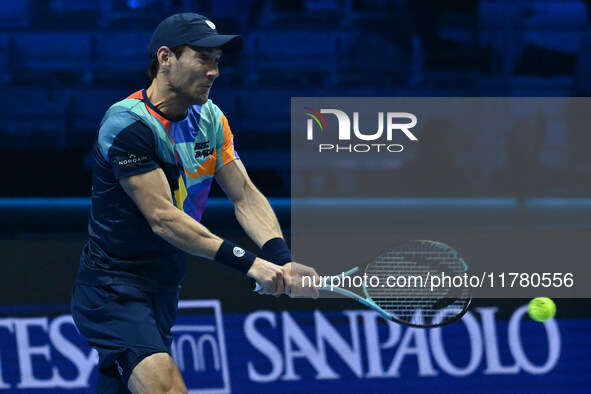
[119,167,287,295]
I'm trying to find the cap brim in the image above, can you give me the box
[188,34,244,53]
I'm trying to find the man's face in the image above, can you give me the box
[168,46,222,106]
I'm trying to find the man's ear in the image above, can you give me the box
[157,46,173,70]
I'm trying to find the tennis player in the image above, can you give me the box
[71,13,319,393]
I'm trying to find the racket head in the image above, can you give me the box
[362,240,472,328]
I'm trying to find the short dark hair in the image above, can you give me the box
[148,46,187,80]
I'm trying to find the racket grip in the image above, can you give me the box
[250,278,262,292]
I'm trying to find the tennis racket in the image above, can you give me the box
[256,240,472,328]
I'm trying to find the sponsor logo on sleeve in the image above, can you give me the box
[117,153,149,167]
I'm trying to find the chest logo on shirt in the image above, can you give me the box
[194,141,215,159]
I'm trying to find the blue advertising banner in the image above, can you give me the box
[0,302,589,393]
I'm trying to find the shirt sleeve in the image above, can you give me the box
[214,109,240,172]
[98,111,160,180]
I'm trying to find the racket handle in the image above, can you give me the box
[252,266,359,293]
[250,278,262,292]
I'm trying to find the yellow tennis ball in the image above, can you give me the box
[528,297,556,322]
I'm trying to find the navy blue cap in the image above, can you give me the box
[148,13,244,57]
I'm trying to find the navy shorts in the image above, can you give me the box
[71,283,179,392]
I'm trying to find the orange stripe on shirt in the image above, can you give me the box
[144,105,171,133]
[129,90,171,133]
[127,90,144,100]
[220,114,237,166]
[184,152,217,179]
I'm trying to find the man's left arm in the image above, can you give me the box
[215,160,319,297]
[215,159,286,251]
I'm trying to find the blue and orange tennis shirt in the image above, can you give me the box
[76,89,239,291]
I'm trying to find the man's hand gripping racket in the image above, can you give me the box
[250,259,321,298]
[254,240,472,328]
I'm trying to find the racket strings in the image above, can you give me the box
[365,244,471,324]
